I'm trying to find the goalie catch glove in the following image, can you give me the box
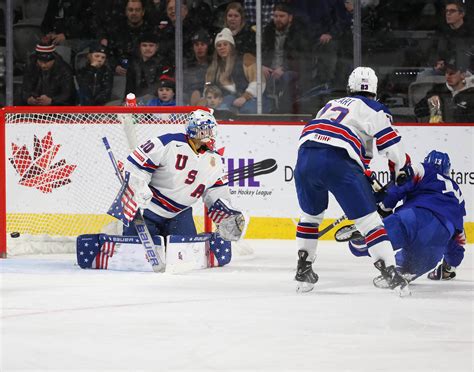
[428,259,456,280]
[208,199,246,241]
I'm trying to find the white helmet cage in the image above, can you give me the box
[186,109,217,143]
[347,67,378,96]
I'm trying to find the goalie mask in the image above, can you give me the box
[347,67,378,97]
[424,150,451,176]
[186,109,217,149]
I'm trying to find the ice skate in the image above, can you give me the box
[373,259,411,297]
[295,250,318,293]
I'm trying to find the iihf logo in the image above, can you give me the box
[8,131,77,193]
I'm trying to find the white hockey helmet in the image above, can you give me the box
[347,67,378,96]
[186,109,217,144]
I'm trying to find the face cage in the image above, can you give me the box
[191,124,217,143]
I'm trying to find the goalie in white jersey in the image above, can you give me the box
[294,67,413,295]
[122,109,245,241]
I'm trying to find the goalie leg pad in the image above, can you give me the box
[76,234,164,271]
[209,233,232,267]
[165,234,232,273]
[77,234,101,269]
[166,235,209,273]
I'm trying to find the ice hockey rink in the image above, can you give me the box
[1,240,473,372]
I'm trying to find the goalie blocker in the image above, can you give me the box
[77,233,232,273]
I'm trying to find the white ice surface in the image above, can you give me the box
[1,240,473,372]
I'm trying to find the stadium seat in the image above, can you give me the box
[21,0,47,21]
[13,21,42,67]
[54,45,72,66]
[111,75,126,101]
[74,49,89,72]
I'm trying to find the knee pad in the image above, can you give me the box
[354,211,383,236]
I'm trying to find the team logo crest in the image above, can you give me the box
[9,131,77,193]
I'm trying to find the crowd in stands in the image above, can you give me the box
[5,0,474,121]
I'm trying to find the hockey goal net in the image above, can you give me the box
[1,106,217,257]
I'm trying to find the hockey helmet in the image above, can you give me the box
[423,150,451,176]
[186,109,217,144]
[347,67,378,96]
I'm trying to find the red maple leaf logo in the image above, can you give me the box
[9,131,77,193]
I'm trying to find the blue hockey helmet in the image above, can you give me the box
[423,150,451,176]
[186,109,217,145]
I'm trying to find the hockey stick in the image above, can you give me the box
[103,137,166,273]
[318,177,395,239]
[318,215,348,238]
[225,158,277,184]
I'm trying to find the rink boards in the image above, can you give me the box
[5,121,473,241]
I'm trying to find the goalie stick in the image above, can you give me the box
[102,137,166,273]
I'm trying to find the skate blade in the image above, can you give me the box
[373,276,390,289]
[296,282,314,293]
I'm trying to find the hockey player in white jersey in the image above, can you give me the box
[122,109,245,241]
[294,67,413,295]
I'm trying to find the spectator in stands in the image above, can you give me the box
[223,2,256,55]
[431,1,473,70]
[205,28,266,114]
[22,43,75,106]
[244,0,278,27]
[158,0,206,60]
[147,0,167,27]
[108,0,155,76]
[91,0,129,46]
[414,58,474,123]
[41,0,95,52]
[416,58,446,80]
[76,43,114,105]
[291,0,347,87]
[262,3,311,113]
[146,76,176,106]
[125,33,169,100]
[204,84,230,111]
[185,29,212,105]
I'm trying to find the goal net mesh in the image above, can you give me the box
[4,108,212,255]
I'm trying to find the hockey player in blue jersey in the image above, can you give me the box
[344,150,466,284]
[294,66,413,295]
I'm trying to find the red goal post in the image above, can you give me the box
[0,106,214,257]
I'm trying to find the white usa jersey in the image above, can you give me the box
[299,95,406,170]
[124,133,230,219]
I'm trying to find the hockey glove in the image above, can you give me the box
[127,173,152,210]
[208,199,246,241]
[388,154,413,186]
[428,259,456,280]
[364,170,383,192]
[377,202,393,218]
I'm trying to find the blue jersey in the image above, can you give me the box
[383,163,466,236]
